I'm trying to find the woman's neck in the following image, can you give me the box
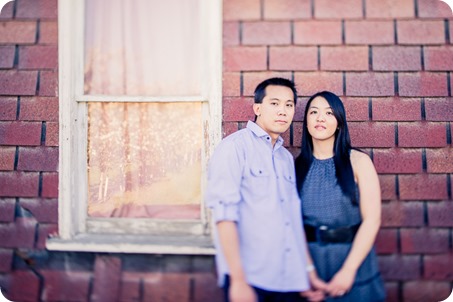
[312,139,334,159]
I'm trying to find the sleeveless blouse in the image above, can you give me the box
[300,157,386,302]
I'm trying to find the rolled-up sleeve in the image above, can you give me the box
[205,139,244,223]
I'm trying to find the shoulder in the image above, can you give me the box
[350,149,377,176]
[211,129,250,158]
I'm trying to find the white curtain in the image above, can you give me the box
[84,0,203,219]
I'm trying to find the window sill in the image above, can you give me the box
[46,233,215,255]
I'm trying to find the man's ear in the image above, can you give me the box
[253,103,261,117]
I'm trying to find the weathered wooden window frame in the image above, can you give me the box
[47,0,222,254]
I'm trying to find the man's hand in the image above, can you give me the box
[300,271,327,302]
[229,279,257,302]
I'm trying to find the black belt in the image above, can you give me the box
[304,223,360,243]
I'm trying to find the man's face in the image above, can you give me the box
[253,85,295,143]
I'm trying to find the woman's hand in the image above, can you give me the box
[326,267,356,297]
[229,279,257,302]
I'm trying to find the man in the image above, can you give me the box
[206,78,324,302]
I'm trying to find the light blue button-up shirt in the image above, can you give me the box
[206,121,310,292]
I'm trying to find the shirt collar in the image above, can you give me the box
[246,121,284,147]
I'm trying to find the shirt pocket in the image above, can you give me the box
[247,164,271,199]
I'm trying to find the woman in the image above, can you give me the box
[296,91,386,301]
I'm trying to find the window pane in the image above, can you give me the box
[87,102,202,219]
[84,0,201,96]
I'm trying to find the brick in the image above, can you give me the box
[39,21,58,44]
[321,46,368,71]
[424,253,453,280]
[294,21,342,45]
[263,0,311,20]
[372,97,421,121]
[0,45,14,68]
[223,47,267,71]
[378,255,421,280]
[16,0,57,19]
[403,281,452,302]
[345,21,394,45]
[242,21,291,45]
[0,97,17,121]
[18,45,58,69]
[0,171,39,197]
[418,0,453,18]
[0,70,37,96]
[345,72,394,97]
[379,174,396,200]
[381,201,424,227]
[398,122,447,147]
[373,46,421,71]
[294,72,343,96]
[0,198,15,222]
[0,21,36,44]
[19,97,58,122]
[17,147,58,172]
[424,46,453,71]
[0,121,41,146]
[45,122,58,147]
[222,122,239,138]
[242,71,292,96]
[399,174,448,200]
[223,22,239,46]
[427,201,453,227]
[374,148,422,174]
[397,20,445,45]
[270,46,317,71]
[38,70,58,96]
[314,0,362,19]
[41,270,91,302]
[223,0,261,21]
[41,172,58,198]
[36,223,57,249]
[0,146,15,171]
[365,0,415,18]
[143,273,191,302]
[193,272,223,302]
[375,228,398,254]
[342,97,368,121]
[384,282,399,302]
[0,248,13,273]
[426,147,453,173]
[349,122,395,147]
[19,198,57,223]
[4,270,40,302]
[223,97,254,122]
[399,72,448,97]
[0,218,36,248]
[92,255,122,302]
[120,272,141,302]
[223,72,240,97]
[424,94,452,118]
[0,0,14,19]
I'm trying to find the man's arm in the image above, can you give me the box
[217,221,256,302]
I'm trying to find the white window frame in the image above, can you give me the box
[47,0,222,254]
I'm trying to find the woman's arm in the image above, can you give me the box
[326,150,382,297]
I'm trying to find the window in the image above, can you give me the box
[47,0,222,254]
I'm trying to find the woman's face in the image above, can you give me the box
[306,96,338,143]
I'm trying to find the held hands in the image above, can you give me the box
[300,270,327,302]
[229,279,257,302]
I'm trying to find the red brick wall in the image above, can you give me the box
[0,0,452,301]
[223,0,453,301]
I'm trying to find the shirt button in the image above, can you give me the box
[285,222,290,226]
[280,199,284,202]
[286,248,291,252]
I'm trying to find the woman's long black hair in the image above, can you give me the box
[295,91,359,205]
